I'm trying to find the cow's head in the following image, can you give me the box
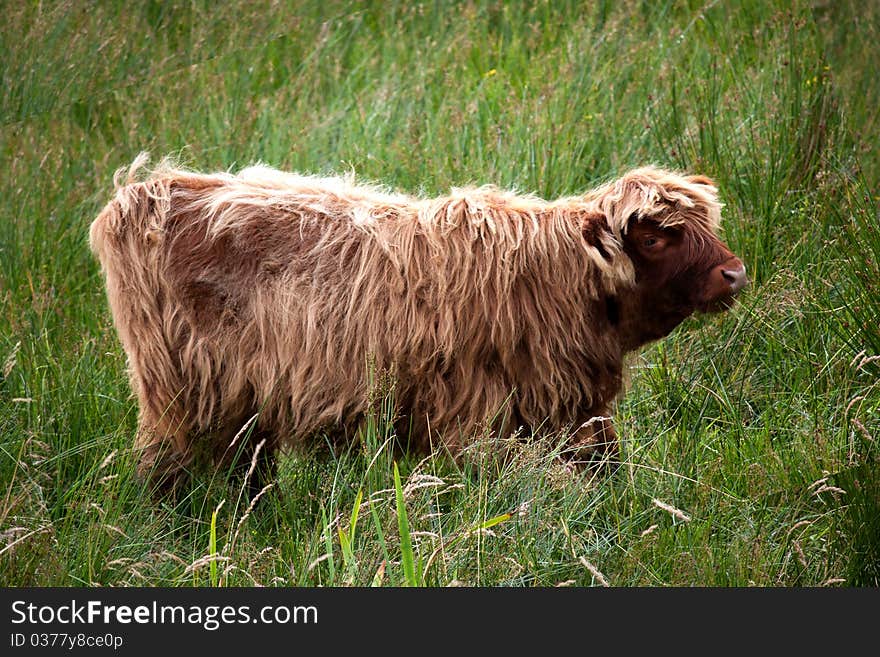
[594,168,747,350]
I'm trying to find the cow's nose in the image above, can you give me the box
[721,264,748,293]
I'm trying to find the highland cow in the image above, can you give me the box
[90,154,746,490]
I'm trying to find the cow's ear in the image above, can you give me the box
[581,212,617,262]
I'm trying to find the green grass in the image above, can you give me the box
[1,0,878,587]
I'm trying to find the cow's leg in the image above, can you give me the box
[565,409,619,472]
[134,399,193,494]
[238,431,279,500]
[214,419,279,500]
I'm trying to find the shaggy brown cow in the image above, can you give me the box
[90,154,746,490]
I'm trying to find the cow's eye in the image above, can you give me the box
[642,236,659,248]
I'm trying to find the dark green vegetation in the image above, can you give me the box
[1,0,878,586]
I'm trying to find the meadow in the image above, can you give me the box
[1,0,878,587]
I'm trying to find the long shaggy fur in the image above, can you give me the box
[90,154,739,485]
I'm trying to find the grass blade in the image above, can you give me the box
[209,500,224,587]
[393,462,417,587]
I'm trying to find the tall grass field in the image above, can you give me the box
[1,0,878,587]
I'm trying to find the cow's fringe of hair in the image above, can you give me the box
[90,153,724,477]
